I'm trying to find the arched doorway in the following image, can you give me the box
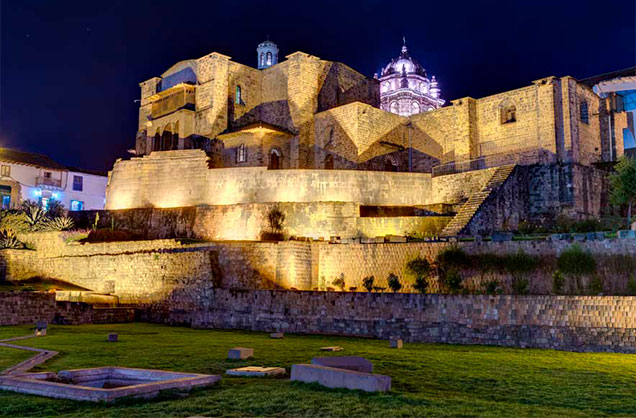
[269,149,281,169]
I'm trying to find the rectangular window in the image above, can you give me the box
[73,175,83,191]
[70,200,84,211]
[44,171,52,179]
[1,165,10,177]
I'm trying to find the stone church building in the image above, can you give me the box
[108,39,632,238]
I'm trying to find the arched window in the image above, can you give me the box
[580,100,589,124]
[324,154,334,169]
[385,157,398,172]
[235,85,242,105]
[236,144,247,163]
[269,148,281,169]
[260,53,265,67]
[500,102,516,124]
[411,102,421,114]
[390,101,399,114]
[266,51,272,66]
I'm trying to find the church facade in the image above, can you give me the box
[111,40,632,236]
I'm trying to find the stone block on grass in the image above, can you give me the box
[270,332,284,339]
[108,333,118,342]
[291,364,391,392]
[320,346,343,352]
[225,366,285,377]
[390,338,403,349]
[311,356,373,373]
[228,347,254,360]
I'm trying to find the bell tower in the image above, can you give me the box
[257,38,279,69]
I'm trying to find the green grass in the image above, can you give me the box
[0,346,33,371]
[1,323,636,417]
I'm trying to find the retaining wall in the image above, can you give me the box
[0,292,134,326]
[145,289,636,353]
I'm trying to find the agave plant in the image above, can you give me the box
[22,201,47,231]
[0,228,24,249]
[44,216,75,231]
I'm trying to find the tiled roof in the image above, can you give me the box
[0,148,67,170]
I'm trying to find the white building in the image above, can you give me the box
[0,148,107,211]
[378,39,445,116]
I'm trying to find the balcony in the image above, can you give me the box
[36,176,62,189]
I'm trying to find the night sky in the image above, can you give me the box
[1,0,634,172]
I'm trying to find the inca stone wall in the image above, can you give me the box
[71,205,449,241]
[0,292,134,326]
[145,289,636,353]
[9,236,636,303]
[106,150,434,209]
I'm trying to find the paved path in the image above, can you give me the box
[0,333,58,375]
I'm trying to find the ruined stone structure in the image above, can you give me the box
[110,40,631,236]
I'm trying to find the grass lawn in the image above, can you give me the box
[1,323,636,417]
[0,347,33,371]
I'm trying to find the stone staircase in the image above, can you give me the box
[441,165,516,236]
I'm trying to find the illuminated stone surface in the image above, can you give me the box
[0,367,220,402]
[225,366,285,377]
[390,339,403,349]
[291,364,391,392]
[319,346,343,352]
[311,356,373,373]
[228,347,254,360]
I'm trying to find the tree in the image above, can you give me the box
[387,273,402,292]
[406,256,431,294]
[610,157,636,227]
[362,276,375,292]
[332,273,345,291]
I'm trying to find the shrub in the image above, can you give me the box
[406,256,431,278]
[511,277,529,295]
[362,276,375,292]
[45,199,65,218]
[387,273,402,292]
[588,276,604,295]
[44,216,74,231]
[0,228,24,249]
[0,211,28,232]
[332,273,345,291]
[557,245,596,276]
[483,279,502,295]
[503,251,538,274]
[407,256,431,294]
[267,207,286,234]
[413,276,428,294]
[627,276,636,296]
[476,253,504,272]
[443,270,463,294]
[436,246,471,271]
[552,270,565,295]
[82,229,139,243]
[22,201,47,231]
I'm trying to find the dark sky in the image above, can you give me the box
[1,0,635,172]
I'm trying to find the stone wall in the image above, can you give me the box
[145,289,636,353]
[106,150,433,210]
[9,236,636,303]
[0,292,134,326]
[71,205,449,241]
